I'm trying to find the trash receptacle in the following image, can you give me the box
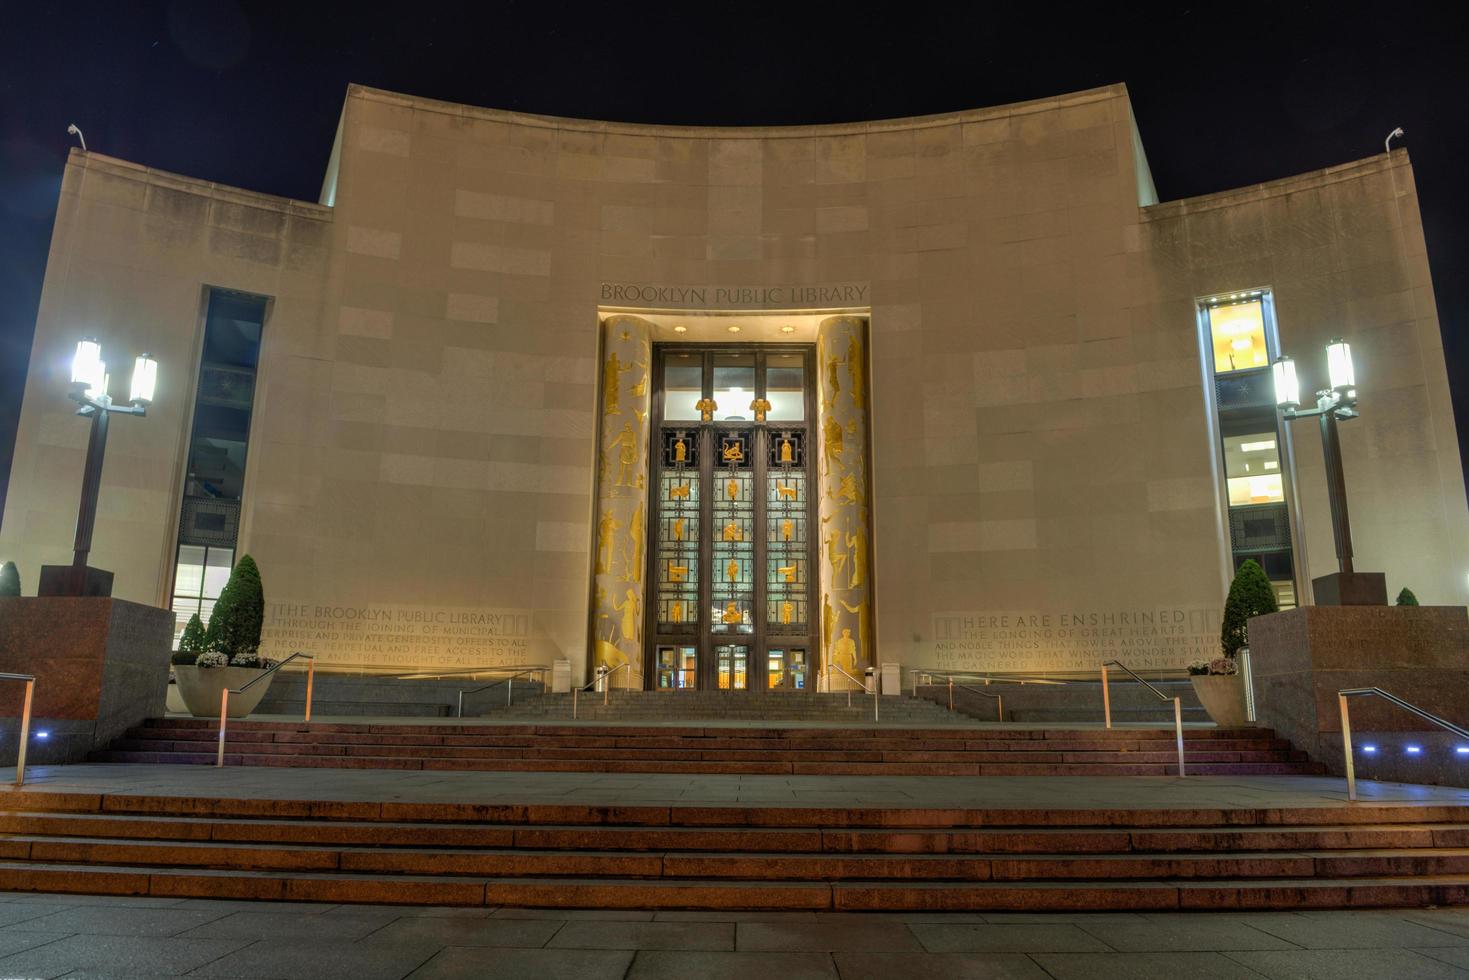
[864,667,876,695]
[880,662,901,696]
[551,659,571,693]
[594,665,609,693]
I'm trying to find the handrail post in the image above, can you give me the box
[873,681,879,723]
[948,677,954,711]
[1173,697,1186,777]
[457,691,465,718]
[304,658,315,723]
[508,675,513,706]
[996,694,1003,723]
[1340,693,1357,802]
[1101,665,1112,729]
[216,688,230,767]
[15,679,34,786]
[573,686,579,720]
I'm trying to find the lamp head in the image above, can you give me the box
[70,338,105,400]
[1326,338,1355,393]
[129,353,157,406]
[1271,355,1300,412]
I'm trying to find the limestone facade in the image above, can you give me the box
[2,83,1464,682]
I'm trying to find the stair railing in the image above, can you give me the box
[828,664,878,722]
[1100,659,1185,777]
[2,672,36,786]
[572,662,639,719]
[911,671,1005,722]
[216,653,315,767]
[455,666,550,717]
[1338,687,1469,801]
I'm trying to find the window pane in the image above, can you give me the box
[1209,300,1269,373]
[203,548,234,599]
[663,357,702,420]
[1223,433,1284,505]
[713,354,755,421]
[765,353,805,420]
[174,545,206,598]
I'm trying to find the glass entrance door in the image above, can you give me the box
[646,346,817,692]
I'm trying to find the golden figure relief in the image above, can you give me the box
[822,596,835,659]
[780,601,794,625]
[603,351,632,416]
[722,602,743,625]
[823,519,848,580]
[695,397,717,421]
[631,374,647,398]
[727,479,740,500]
[776,482,798,501]
[622,503,644,584]
[781,519,794,541]
[673,517,686,541]
[669,564,688,582]
[612,588,641,643]
[726,558,740,582]
[846,333,864,410]
[595,511,620,575]
[831,473,861,505]
[831,627,858,676]
[673,437,687,463]
[822,414,844,475]
[721,441,745,463]
[609,421,638,487]
[778,565,797,583]
[779,438,794,464]
[722,521,743,542]
[670,483,690,500]
[825,351,842,401]
[846,523,867,590]
[750,397,771,422]
[670,600,684,624]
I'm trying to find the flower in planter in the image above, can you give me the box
[1208,657,1239,676]
[196,652,230,668]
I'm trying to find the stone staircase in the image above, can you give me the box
[917,679,1210,725]
[476,690,971,723]
[92,720,1327,776]
[2,790,1467,910]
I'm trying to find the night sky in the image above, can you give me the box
[2,2,1467,522]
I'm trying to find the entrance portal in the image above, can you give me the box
[646,346,817,691]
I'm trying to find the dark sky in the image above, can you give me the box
[3,2,1467,524]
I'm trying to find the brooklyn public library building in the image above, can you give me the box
[4,82,1467,694]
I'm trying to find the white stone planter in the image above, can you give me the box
[1191,673,1249,728]
[173,665,274,719]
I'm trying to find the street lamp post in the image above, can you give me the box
[1272,339,1387,606]
[37,339,157,598]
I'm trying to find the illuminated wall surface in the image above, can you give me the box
[3,83,1466,680]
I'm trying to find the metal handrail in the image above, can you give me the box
[217,653,314,767]
[931,676,1003,722]
[829,664,878,722]
[456,667,548,717]
[911,669,1068,688]
[2,673,36,786]
[572,662,641,719]
[1100,660,1185,777]
[1338,687,1469,801]
[395,663,551,681]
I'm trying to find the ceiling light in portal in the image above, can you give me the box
[1240,440,1276,453]
[673,325,688,333]
[1327,338,1355,391]
[727,325,741,333]
[780,325,795,334]
[1272,355,1300,411]
[130,353,158,406]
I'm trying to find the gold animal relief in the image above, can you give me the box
[695,398,717,421]
[776,482,798,501]
[670,484,690,500]
[750,397,771,422]
[669,564,688,582]
[721,441,744,463]
[778,565,797,583]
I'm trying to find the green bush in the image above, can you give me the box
[0,561,19,597]
[1221,559,1278,659]
[170,613,207,665]
[1396,587,1420,606]
[202,554,264,658]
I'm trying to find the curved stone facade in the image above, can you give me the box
[3,82,1465,681]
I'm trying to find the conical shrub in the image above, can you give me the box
[1221,558,1277,659]
[171,613,208,665]
[0,561,19,598]
[202,554,264,658]
[1396,587,1420,606]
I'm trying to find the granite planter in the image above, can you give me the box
[173,665,274,719]
[1191,674,1249,728]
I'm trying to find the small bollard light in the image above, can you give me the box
[1361,744,1377,754]
[1405,745,1422,755]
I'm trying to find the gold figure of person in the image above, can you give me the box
[781,519,794,541]
[608,421,638,487]
[779,438,794,464]
[722,521,743,542]
[673,437,687,463]
[722,602,743,625]
[726,558,740,582]
[603,351,632,416]
[595,511,620,575]
[612,588,640,643]
[673,517,686,541]
[669,564,688,582]
[727,479,740,500]
[780,601,794,625]
[831,627,857,675]
[670,600,684,624]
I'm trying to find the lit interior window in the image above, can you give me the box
[1222,433,1286,505]
[662,361,702,420]
[1209,300,1269,373]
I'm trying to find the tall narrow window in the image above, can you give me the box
[1202,292,1297,608]
[170,289,267,645]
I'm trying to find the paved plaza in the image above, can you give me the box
[0,892,1467,978]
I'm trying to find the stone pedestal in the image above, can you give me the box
[0,597,173,765]
[1249,605,1469,787]
[37,564,114,597]
[1311,571,1387,606]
